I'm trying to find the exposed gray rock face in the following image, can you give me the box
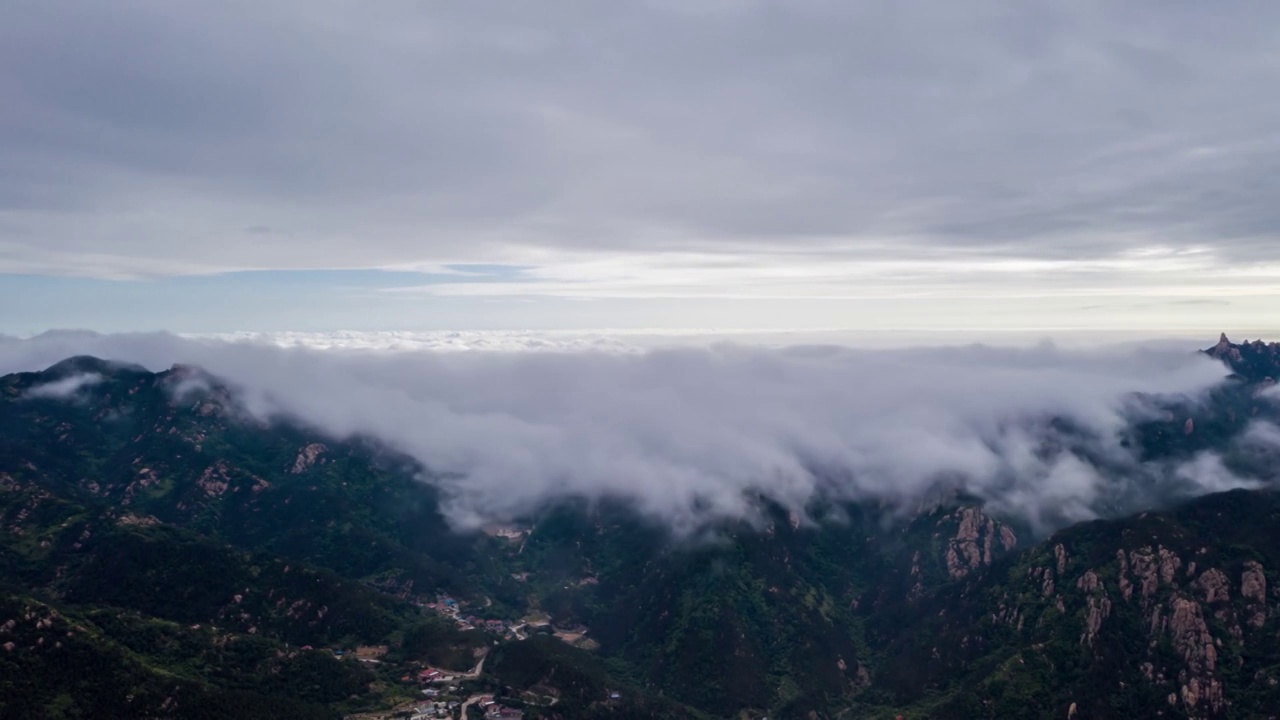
[1194,568,1230,605]
[943,507,1016,580]
[1241,561,1267,629]
[1168,597,1225,714]
[291,443,327,474]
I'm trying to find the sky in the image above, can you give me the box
[3,1,1280,338]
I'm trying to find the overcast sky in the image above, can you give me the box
[3,1,1279,337]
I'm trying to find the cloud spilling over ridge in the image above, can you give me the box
[0,331,1263,534]
[23,372,102,400]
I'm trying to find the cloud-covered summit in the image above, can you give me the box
[3,331,1268,535]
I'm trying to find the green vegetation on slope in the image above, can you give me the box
[0,337,1277,718]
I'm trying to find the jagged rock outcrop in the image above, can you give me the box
[197,461,232,497]
[1167,597,1224,714]
[291,443,327,474]
[1075,570,1100,593]
[1207,333,1242,364]
[943,507,1018,580]
[1117,545,1182,605]
[1240,562,1266,603]
[1081,594,1112,647]
[1241,561,1267,628]
[1194,568,1230,605]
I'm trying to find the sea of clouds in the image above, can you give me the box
[1,330,1272,534]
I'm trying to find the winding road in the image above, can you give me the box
[453,652,490,717]
[458,692,491,717]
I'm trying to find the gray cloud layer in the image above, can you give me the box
[4,1,1280,281]
[1,332,1264,534]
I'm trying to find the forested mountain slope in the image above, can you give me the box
[0,337,1277,718]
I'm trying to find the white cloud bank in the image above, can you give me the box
[0,331,1265,534]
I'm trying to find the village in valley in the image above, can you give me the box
[341,526,604,720]
[422,594,532,642]
[335,591,548,720]
[338,624,529,720]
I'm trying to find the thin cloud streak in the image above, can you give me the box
[23,371,102,399]
[377,251,1280,301]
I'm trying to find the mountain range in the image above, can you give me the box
[1,336,1278,719]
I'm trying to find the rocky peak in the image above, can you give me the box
[1203,333,1280,382]
[1206,333,1244,364]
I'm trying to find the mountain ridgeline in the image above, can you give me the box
[1,336,1278,719]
